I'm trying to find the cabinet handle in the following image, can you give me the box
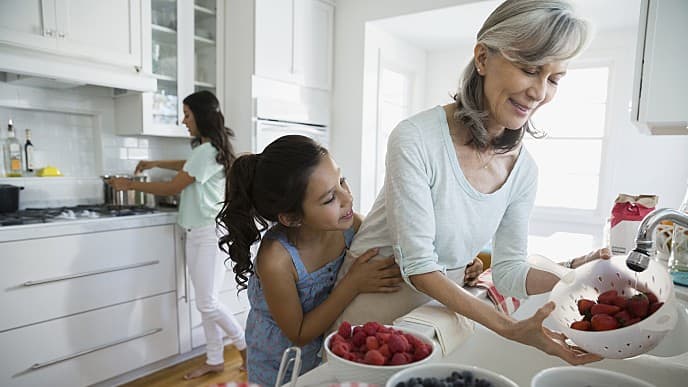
[44,29,55,37]
[29,328,163,370]
[57,31,66,38]
[290,0,296,74]
[22,260,160,287]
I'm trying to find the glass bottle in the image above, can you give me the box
[24,128,35,173]
[3,119,23,177]
[668,181,688,286]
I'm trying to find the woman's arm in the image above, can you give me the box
[259,244,401,347]
[135,160,186,173]
[106,170,194,196]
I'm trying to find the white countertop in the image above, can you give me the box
[0,210,178,242]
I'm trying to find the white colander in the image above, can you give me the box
[530,254,678,359]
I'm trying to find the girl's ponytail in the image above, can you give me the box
[217,154,267,290]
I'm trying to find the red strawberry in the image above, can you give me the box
[364,349,385,365]
[597,289,618,305]
[591,303,621,316]
[591,314,619,331]
[577,299,595,315]
[365,336,380,351]
[570,320,592,331]
[338,321,352,338]
[627,293,650,318]
[645,291,659,304]
[614,310,633,326]
[649,302,664,315]
[612,296,628,309]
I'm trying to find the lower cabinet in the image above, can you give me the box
[0,292,179,387]
[189,289,250,348]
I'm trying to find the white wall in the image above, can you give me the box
[0,82,190,207]
[359,24,428,212]
[330,0,477,210]
[424,46,474,108]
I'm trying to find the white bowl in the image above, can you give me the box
[324,325,438,385]
[387,363,518,387]
[531,366,655,387]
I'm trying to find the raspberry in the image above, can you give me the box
[365,336,380,350]
[364,349,385,365]
[388,333,409,353]
[363,321,379,336]
[352,331,367,347]
[389,352,410,365]
[337,321,352,338]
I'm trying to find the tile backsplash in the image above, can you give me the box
[0,81,191,208]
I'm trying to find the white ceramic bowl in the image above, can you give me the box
[324,325,438,385]
[531,366,654,387]
[387,363,518,387]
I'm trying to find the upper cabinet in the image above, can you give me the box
[0,0,142,70]
[255,0,334,90]
[632,0,688,135]
[115,0,224,137]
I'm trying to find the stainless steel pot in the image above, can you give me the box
[102,175,149,206]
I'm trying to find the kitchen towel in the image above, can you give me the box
[474,268,521,315]
[393,299,475,356]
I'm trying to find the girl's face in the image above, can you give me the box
[182,104,199,137]
[476,45,568,131]
[299,154,354,231]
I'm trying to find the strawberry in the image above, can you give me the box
[591,314,619,331]
[364,349,385,365]
[591,303,621,316]
[597,289,618,305]
[625,316,642,326]
[577,298,595,315]
[614,310,633,326]
[649,301,664,315]
[645,291,659,304]
[337,321,352,338]
[612,296,628,309]
[570,320,591,331]
[627,293,650,318]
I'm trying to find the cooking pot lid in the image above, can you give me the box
[0,184,23,189]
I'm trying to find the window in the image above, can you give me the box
[525,66,609,212]
[376,66,412,194]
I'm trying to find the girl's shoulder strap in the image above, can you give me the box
[263,227,309,279]
[344,226,356,249]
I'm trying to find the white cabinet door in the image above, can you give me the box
[55,0,142,69]
[254,0,296,84]
[632,0,688,135]
[294,0,333,90]
[0,0,57,50]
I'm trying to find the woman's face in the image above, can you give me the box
[182,104,199,137]
[299,154,354,231]
[476,45,568,131]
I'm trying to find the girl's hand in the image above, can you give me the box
[569,247,612,269]
[134,160,156,174]
[344,248,403,294]
[106,177,130,191]
[464,257,484,286]
[507,301,602,365]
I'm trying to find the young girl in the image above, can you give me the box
[107,90,247,379]
[217,135,402,386]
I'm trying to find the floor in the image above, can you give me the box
[122,345,247,387]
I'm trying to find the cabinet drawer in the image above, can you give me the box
[189,290,249,349]
[0,292,179,387]
[1,225,176,331]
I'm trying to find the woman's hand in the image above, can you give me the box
[106,177,131,191]
[507,301,602,365]
[134,160,157,174]
[570,247,612,269]
[464,257,484,286]
[344,248,403,294]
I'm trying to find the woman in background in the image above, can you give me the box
[107,90,246,379]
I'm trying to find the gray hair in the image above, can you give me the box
[454,0,591,152]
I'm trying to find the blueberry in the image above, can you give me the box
[451,371,462,380]
[395,383,407,387]
[461,371,474,386]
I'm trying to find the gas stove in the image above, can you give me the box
[0,205,160,227]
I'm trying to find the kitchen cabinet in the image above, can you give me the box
[115,0,224,137]
[0,0,142,70]
[255,0,334,90]
[631,0,688,135]
[0,224,179,386]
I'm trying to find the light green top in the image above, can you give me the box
[178,142,225,229]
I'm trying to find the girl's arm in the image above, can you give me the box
[106,170,194,196]
[258,242,401,347]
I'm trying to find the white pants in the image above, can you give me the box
[185,224,247,365]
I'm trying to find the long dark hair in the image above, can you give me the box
[217,135,328,290]
[183,90,237,171]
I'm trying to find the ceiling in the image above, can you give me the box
[372,0,641,51]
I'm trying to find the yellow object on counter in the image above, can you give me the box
[37,166,63,177]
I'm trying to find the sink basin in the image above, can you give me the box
[443,287,688,387]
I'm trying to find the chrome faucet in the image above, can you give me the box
[627,208,688,272]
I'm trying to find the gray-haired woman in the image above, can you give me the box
[335,0,609,365]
